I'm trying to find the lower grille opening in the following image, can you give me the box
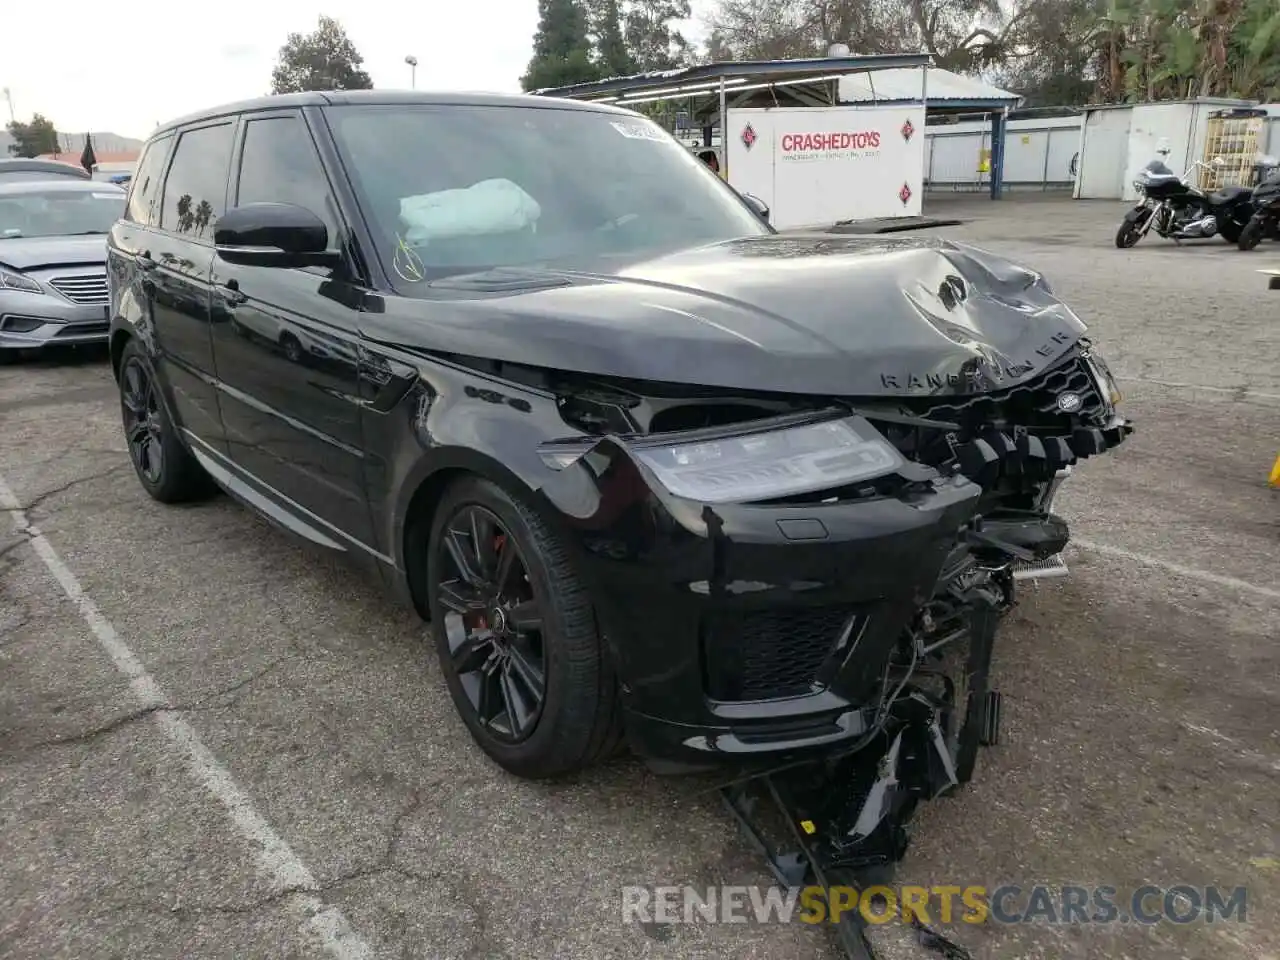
[702,605,861,702]
[55,322,108,338]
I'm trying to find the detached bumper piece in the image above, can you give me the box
[719,601,1001,960]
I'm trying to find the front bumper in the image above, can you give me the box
[539,440,988,770]
[539,394,1131,771]
[0,289,110,350]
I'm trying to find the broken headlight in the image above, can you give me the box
[540,415,904,504]
[1085,350,1123,409]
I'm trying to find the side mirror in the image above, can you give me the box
[741,192,770,223]
[214,202,341,268]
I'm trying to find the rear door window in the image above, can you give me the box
[159,122,235,242]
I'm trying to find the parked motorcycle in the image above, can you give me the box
[1238,170,1280,251]
[1115,157,1256,248]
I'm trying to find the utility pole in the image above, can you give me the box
[405,55,418,89]
[2,88,14,124]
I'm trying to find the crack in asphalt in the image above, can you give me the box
[12,462,132,514]
[5,659,291,755]
[103,787,501,957]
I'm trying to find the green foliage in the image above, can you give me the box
[623,0,693,71]
[588,0,637,76]
[523,0,600,90]
[5,114,59,158]
[270,15,373,94]
[701,0,1280,106]
[524,0,695,91]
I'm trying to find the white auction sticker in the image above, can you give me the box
[609,121,669,142]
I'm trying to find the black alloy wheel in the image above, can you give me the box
[122,357,165,486]
[117,339,214,503]
[436,504,547,743]
[425,477,623,779]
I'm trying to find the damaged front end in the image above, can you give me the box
[534,337,1128,765]
[527,340,1130,957]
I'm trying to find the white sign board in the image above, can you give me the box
[723,105,926,230]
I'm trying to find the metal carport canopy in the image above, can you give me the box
[531,54,933,189]
[529,54,932,106]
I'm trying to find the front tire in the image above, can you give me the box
[1115,220,1142,248]
[118,339,215,503]
[426,476,622,779]
[1238,216,1266,251]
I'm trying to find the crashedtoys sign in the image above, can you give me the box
[726,105,925,229]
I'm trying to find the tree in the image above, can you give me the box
[80,133,97,172]
[704,0,1016,70]
[522,0,600,90]
[587,0,637,76]
[5,114,60,158]
[270,15,373,94]
[701,0,1280,105]
[623,0,694,71]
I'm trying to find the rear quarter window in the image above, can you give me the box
[124,135,173,226]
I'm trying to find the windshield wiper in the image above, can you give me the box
[66,230,108,236]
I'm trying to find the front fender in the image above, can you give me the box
[1123,205,1152,225]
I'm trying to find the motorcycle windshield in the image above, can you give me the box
[1142,160,1175,178]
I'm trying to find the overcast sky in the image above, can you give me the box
[2,0,710,141]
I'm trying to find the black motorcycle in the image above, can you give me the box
[1115,158,1256,248]
[1237,171,1280,251]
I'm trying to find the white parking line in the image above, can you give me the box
[1072,537,1280,602]
[0,472,376,960]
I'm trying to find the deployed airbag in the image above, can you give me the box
[399,178,541,245]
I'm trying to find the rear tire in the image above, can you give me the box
[1238,216,1265,251]
[1218,218,1243,243]
[1115,221,1141,248]
[426,476,623,779]
[118,339,216,504]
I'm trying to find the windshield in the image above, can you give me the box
[0,188,123,239]
[324,103,771,283]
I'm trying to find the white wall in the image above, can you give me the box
[1075,107,1133,199]
[924,116,1080,187]
[1121,102,1196,201]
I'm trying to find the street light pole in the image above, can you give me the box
[404,55,418,90]
[2,88,14,124]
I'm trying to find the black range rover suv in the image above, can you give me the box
[107,91,1129,780]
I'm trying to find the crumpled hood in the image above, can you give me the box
[361,234,1089,398]
[0,235,108,271]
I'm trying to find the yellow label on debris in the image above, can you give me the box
[1269,455,1280,488]
[801,820,816,835]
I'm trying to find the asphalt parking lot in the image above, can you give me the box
[2,195,1278,960]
